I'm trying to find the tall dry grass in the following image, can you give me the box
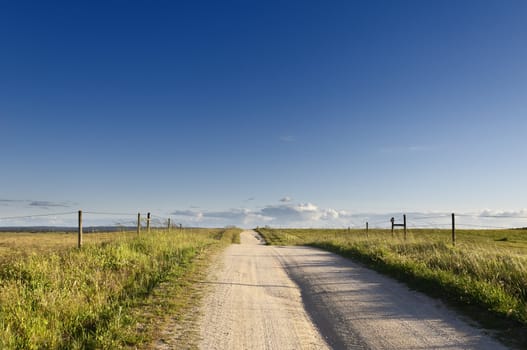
[0,228,239,349]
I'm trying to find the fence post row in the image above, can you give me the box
[74,211,459,248]
[47,210,174,249]
[373,213,457,246]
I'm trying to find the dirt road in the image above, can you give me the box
[197,230,507,349]
[197,230,329,349]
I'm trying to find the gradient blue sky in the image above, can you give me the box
[1,1,526,228]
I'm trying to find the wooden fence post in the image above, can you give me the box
[366,222,369,236]
[391,217,394,237]
[452,213,456,246]
[147,212,151,233]
[137,213,141,234]
[167,218,171,232]
[403,214,407,240]
[78,210,83,249]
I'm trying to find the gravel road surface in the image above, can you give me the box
[197,230,329,349]
[197,230,507,349]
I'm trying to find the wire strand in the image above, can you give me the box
[410,215,451,220]
[0,211,77,220]
[150,214,169,220]
[83,211,137,216]
[456,223,512,229]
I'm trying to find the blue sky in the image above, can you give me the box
[1,1,527,228]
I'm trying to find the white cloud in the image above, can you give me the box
[167,203,395,228]
[296,203,318,212]
[170,202,340,227]
[259,203,329,223]
[321,208,339,220]
[280,196,292,202]
[479,209,527,218]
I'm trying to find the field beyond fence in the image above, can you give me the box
[256,227,527,347]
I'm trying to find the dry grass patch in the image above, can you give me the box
[0,228,241,349]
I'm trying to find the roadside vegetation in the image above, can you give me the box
[0,228,240,349]
[257,227,527,346]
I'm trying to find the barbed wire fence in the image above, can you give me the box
[2,209,527,249]
[359,212,527,246]
[0,210,180,248]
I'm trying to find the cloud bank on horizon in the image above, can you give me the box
[169,203,527,229]
[1,197,527,229]
[172,201,349,228]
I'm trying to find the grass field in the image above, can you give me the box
[257,227,527,346]
[0,228,240,349]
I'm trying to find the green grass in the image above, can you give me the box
[256,227,527,347]
[0,228,240,349]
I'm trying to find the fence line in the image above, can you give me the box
[354,212,527,246]
[0,210,179,249]
[3,209,527,249]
